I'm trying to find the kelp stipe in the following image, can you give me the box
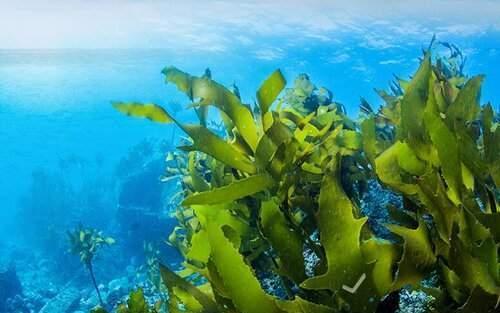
[113,45,499,312]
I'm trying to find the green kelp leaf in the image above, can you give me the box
[440,262,468,304]
[417,173,460,242]
[257,69,286,114]
[387,219,436,290]
[337,129,362,153]
[172,286,204,312]
[302,160,379,313]
[163,66,259,151]
[375,141,419,195]
[187,152,210,192]
[449,229,500,296]
[260,199,306,283]
[160,264,220,313]
[360,117,379,166]
[475,212,500,242]
[455,124,490,182]
[186,228,211,263]
[482,104,500,186]
[181,123,256,174]
[446,75,484,124]
[191,203,249,251]
[90,308,108,313]
[399,53,431,144]
[205,220,286,313]
[255,119,293,170]
[361,239,400,295]
[182,174,275,206]
[456,286,500,313]
[461,163,474,191]
[127,289,149,313]
[112,102,173,123]
[396,142,427,176]
[423,87,463,204]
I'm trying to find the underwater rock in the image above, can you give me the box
[108,277,128,291]
[0,266,22,310]
[397,289,434,313]
[38,285,80,313]
[360,179,402,238]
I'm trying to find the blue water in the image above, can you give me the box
[1,10,500,310]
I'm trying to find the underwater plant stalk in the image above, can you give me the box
[86,261,105,308]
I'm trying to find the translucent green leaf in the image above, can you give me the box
[424,88,463,203]
[399,53,431,144]
[163,66,259,151]
[375,142,419,195]
[180,123,256,174]
[446,75,484,123]
[257,69,286,114]
[260,199,306,283]
[205,220,286,313]
[182,174,274,206]
[160,264,220,313]
[301,160,379,312]
[449,229,500,296]
[360,117,379,165]
[387,219,436,290]
[112,102,173,123]
[361,239,400,295]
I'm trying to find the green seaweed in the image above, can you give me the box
[68,226,115,308]
[113,43,500,312]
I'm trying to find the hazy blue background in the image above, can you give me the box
[1,0,500,242]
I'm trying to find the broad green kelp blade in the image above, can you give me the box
[113,101,256,174]
[260,198,307,283]
[423,85,463,203]
[361,239,400,295]
[456,287,500,313]
[182,174,275,206]
[113,102,174,123]
[181,123,257,174]
[257,69,286,115]
[160,264,220,313]
[399,53,431,146]
[301,158,380,313]
[482,104,500,186]
[374,141,420,195]
[204,219,286,313]
[386,219,436,290]
[446,75,483,124]
[200,210,334,313]
[163,66,260,151]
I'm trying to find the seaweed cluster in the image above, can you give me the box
[113,45,499,312]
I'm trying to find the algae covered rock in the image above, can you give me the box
[38,285,81,313]
[0,266,22,310]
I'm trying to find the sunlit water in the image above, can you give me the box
[0,30,499,311]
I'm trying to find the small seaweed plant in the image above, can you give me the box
[68,225,115,308]
[91,288,163,313]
